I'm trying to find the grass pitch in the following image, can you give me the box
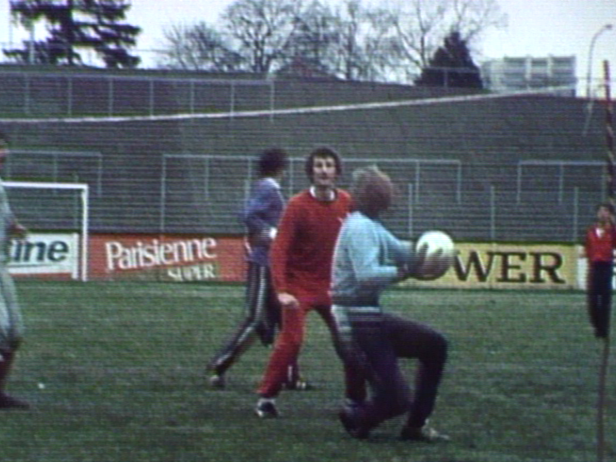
[1,281,614,462]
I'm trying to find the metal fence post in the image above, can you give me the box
[516,163,522,204]
[204,158,210,201]
[415,162,421,203]
[149,78,155,116]
[244,158,253,202]
[159,156,167,233]
[289,158,296,198]
[230,82,235,119]
[573,187,579,242]
[408,183,414,237]
[108,76,114,117]
[190,80,195,114]
[24,73,30,116]
[490,184,496,241]
[270,80,275,122]
[558,164,565,203]
[67,75,73,117]
[456,162,462,203]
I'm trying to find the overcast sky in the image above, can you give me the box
[1,0,615,93]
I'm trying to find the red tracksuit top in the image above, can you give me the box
[585,224,616,263]
[270,188,352,297]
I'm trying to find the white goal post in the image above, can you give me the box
[4,181,89,281]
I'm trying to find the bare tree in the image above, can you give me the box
[359,6,402,82]
[308,0,391,82]
[449,0,508,43]
[283,1,338,75]
[157,23,242,71]
[220,0,304,74]
[154,0,505,84]
[330,0,370,80]
[383,0,507,82]
[282,0,406,82]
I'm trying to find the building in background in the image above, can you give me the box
[481,56,576,96]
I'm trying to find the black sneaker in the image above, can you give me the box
[0,393,30,410]
[255,400,279,418]
[338,404,370,439]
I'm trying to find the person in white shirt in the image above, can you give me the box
[0,131,29,410]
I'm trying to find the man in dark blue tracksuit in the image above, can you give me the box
[208,148,304,389]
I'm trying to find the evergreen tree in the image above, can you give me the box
[5,0,141,68]
[415,31,483,88]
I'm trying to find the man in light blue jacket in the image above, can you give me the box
[331,165,448,441]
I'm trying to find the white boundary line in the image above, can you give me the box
[0,86,576,124]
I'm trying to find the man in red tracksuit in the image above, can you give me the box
[584,202,616,339]
[254,146,356,418]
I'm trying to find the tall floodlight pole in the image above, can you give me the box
[596,60,614,462]
[587,24,613,100]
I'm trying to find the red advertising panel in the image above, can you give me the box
[89,234,246,282]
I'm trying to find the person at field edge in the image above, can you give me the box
[331,165,449,441]
[0,132,29,409]
[208,148,306,389]
[583,202,616,339]
[254,146,360,418]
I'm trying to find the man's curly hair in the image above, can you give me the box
[304,146,342,180]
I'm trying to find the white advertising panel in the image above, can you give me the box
[7,233,80,279]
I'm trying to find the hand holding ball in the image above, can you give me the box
[413,231,455,280]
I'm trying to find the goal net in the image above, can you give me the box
[4,181,89,281]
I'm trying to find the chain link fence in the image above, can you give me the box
[160,155,602,243]
[0,69,274,118]
[4,150,600,243]
[0,69,606,243]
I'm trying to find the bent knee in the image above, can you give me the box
[428,332,448,362]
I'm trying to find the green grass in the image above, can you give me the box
[1,281,614,462]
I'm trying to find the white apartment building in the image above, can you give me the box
[481,56,576,96]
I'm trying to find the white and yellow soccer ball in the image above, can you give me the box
[413,231,455,280]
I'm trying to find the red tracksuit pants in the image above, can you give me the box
[257,290,364,400]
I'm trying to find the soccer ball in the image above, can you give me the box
[413,231,455,280]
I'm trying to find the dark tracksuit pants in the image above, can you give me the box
[209,262,299,382]
[588,261,614,339]
[334,306,448,431]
